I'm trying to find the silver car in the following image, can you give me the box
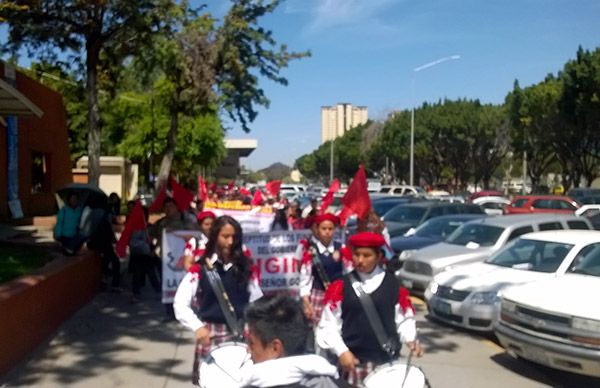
[396,214,592,294]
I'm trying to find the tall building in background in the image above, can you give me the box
[321,103,368,143]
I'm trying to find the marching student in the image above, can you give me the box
[173,215,262,386]
[182,210,216,271]
[316,231,424,386]
[297,213,352,325]
[240,294,350,388]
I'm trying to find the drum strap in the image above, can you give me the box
[350,272,399,360]
[203,259,243,338]
[310,243,331,289]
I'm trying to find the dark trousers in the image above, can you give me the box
[100,247,121,287]
[131,253,161,296]
[57,235,87,255]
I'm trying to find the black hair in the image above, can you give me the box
[162,197,176,207]
[245,295,310,357]
[202,215,250,281]
[271,208,289,231]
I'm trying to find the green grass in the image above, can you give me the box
[0,244,54,284]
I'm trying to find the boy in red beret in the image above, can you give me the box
[316,231,424,386]
[182,211,216,271]
[297,213,352,325]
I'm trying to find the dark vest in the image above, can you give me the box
[311,241,344,291]
[341,271,400,364]
[196,262,250,324]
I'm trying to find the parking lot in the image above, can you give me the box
[410,297,600,388]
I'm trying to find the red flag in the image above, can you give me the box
[319,179,340,214]
[116,200,146,257]
[251,189,265,206]
[239,187,251,196]
[265,180,282,197]
[169,176,194,212]
[148,184,168,213]
[341,165,371,221]
[338,206,354,227]
[198,176,208,202]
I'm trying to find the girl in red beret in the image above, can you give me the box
[182,211,216,271]
[316,231,424,386]
[296,213,353,326]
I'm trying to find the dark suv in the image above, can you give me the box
[383,202,485,238]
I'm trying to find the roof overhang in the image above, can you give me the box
[0,77,44,119]
[225,138,257,157]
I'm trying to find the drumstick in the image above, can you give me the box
[401,329,419,388]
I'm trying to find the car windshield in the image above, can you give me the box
[485,238,573,273]
[413,218,464,238]
[373,201,406,216]
[446,224,504,247]
[384,206,426,223]
[567,243,600,277]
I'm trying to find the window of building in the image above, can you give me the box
[31,152,50,194]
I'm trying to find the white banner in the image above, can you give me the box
[161,229,203,303]
[212,209,275,233]
[243,229,312,296]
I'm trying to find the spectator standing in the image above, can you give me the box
[128,205,161,303]
[54,192,86,255]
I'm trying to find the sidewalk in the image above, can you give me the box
[1,282,197,387]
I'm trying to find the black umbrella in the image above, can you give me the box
[56,183,108,209]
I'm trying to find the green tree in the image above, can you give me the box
[0,0,174,185]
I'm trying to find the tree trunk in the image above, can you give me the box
[156,105,179,190]
[86,40,102,186]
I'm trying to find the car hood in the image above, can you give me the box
[434,262,553,292]
[412,242,494,269]
[391,235,440,252]
[502,275,600,320]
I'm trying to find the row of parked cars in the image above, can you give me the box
[376,196,600,378]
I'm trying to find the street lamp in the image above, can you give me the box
[409,54,461,186]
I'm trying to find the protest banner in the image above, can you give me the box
[211,208,275,233]
[161,229,202,303]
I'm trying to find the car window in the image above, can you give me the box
[415,219,464,238]
[482,203,505,210]
[538,222,563,231]
[511,199,528,208]
[532,199,552,209]
[446,224,504,247]
[461,205,485,214]
[393,188,404,194]
[384,206,426,223]
[373,201,403,217]
[380,187,391,193]
[567,220,590,230]
[555,200,576,210]
[507,226,534,241]
[568,243,600,277]
[427,207,445,218]
[486,238,573,273]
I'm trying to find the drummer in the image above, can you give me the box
[173,215,262,386]
[182,210,216,271]
[297,213,352,325]
[241,294,350,388]
[316,231,424,386]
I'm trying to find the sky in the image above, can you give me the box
[203,0,600,170]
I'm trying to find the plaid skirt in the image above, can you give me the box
[192,322,237,386]
[342,360,378,387]
[309,288,326,326]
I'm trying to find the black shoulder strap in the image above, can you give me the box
[309,242,331,288]
[202,259,243,338]
[349,272,398,359]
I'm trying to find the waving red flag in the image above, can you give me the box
[148,184,168,213]
[340,165,371,222]
[265,180,282,197]
[251,189,265,206]
[198,175,208,202]
[169,176,194,212]
[320,179,340,214]
[116,200,146,257]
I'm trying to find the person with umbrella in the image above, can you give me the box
[54,191,87,255]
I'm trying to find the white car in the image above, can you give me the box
[379,185,426,197]
[425,230,600,332]
[495,247,600,378]
[472,196,511,215]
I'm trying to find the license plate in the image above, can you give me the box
[522,345,549,365]
[402,279,413,289]
[435,300,452,315]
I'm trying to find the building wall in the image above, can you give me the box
[320,103,368,144]
[0,63,72,219]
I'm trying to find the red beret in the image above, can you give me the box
[313,213,340,226]
[348,232,386,249]
[196,211,216,222]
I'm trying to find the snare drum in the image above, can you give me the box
[363,361,428,388]
[198,342,253,388]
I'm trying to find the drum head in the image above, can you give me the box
[199,342,253,388]
[363,363,426,388]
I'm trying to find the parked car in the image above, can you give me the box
[382,202,485,238]
[469,190,504,202]
[505,195,580,215]
[495,248,600,378]
[396,214,593,294]
[425,230,600,332]
[472,196,511,215]
[379,185,427,197]
[391,214,487,259]
[568,187,600,202]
